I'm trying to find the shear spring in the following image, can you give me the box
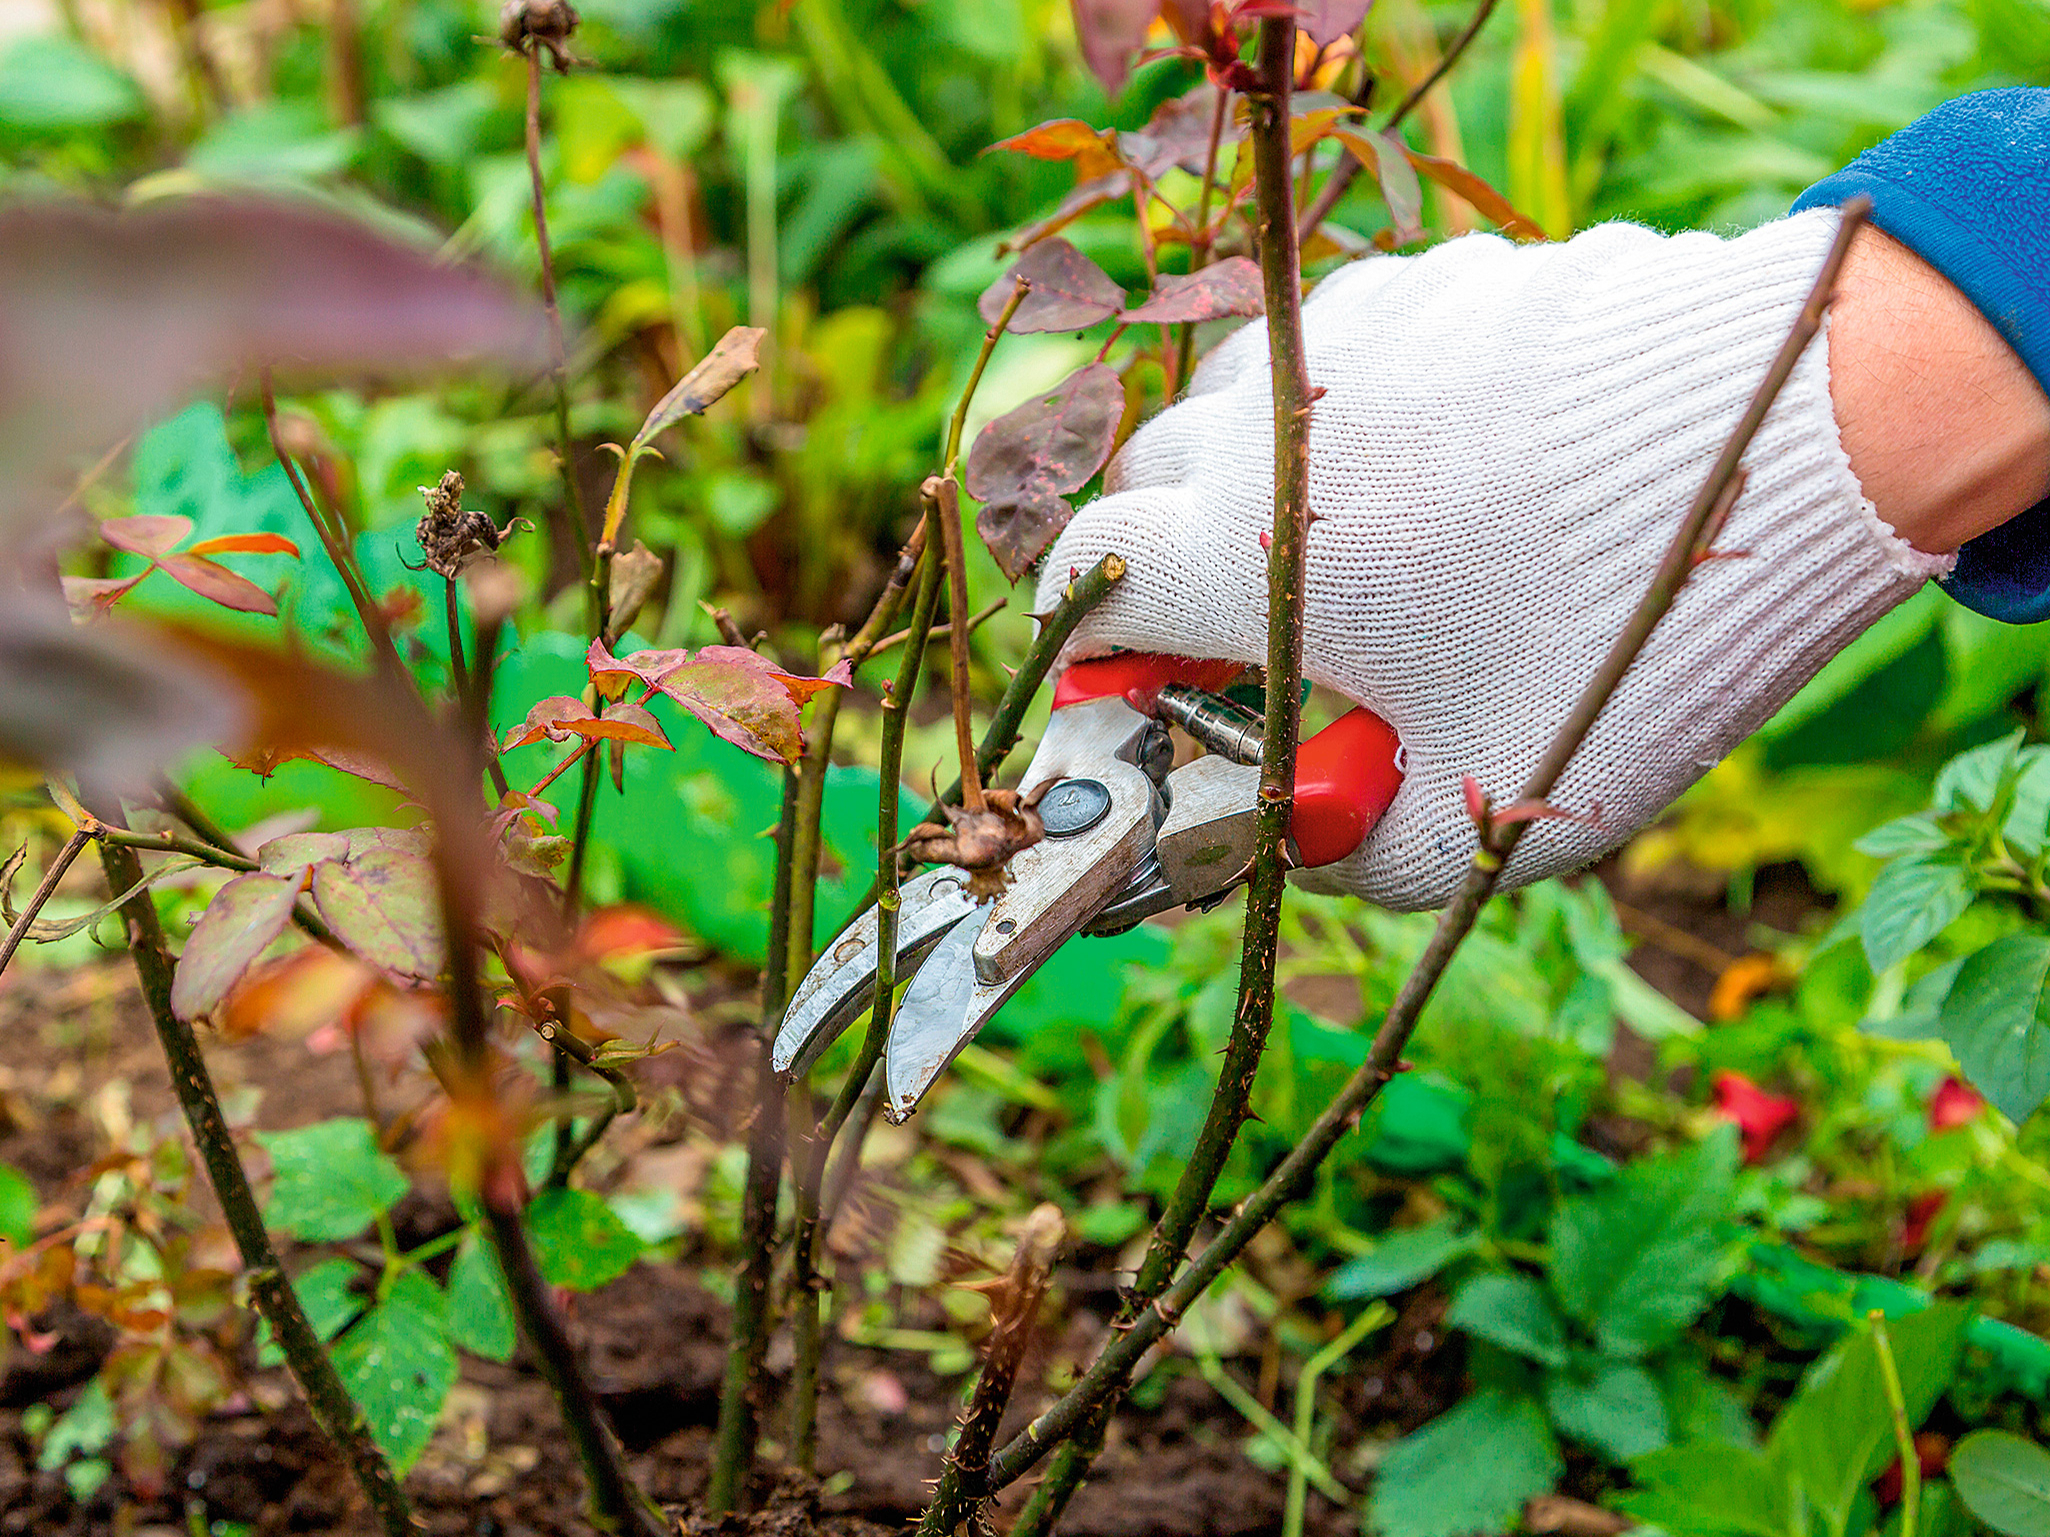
[1154,684,1265,766]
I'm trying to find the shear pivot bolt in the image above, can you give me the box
[1039,778,1112,837]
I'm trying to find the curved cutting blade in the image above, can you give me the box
[771,868,977,1079]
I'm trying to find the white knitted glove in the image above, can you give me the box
[1033,208,1952,911]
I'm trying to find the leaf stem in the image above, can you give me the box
[96,834,415,1536]
[1173,82,1233,395]
[1872,1310,1920,1537]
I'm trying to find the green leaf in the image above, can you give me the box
[1860,856,1973,974]
[524,1188,643,1291]
[257,1257,366,1368]
[1767,1305,1969,1537]
[0,1161,35,1246]
[1446,1272,1567,1367]
[1854,814,1946,859]
[1372,1389,1562,1537]
[1620,1443,1793,1537]
[1549,1131,1736,1358]
[0,35,142,132]
[258,1119,408,1241]
[1544,1361,1670,1463]
[1326,1216,1479,1300]
[330,1269,455,1473]
[447,1231,517,1363]
[1951,1431,2050,1537]
[1935,936,2050,1124]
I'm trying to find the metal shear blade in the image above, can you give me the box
[771,867,978,1078]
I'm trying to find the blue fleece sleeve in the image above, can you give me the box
[1792,88,2050,624]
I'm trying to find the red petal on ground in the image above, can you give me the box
[1711,1070,1801,1164]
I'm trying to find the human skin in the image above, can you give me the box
[1830,226,2050,555]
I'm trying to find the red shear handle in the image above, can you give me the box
[1053,652,1404,869]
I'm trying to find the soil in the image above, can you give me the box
[0,955,1438,1537]
[0,851,1789,1536]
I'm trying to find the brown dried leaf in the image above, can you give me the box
[170,871,304,1020]
[604,541,664,645]
[1071,0,1161,95]
[965,363,1124,582]
[979,239,1126,334]
[900,791,1045,901]
[628,326,766,455]
[1119,258,1264,324]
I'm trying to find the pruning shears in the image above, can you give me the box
[771,653,1406,1121]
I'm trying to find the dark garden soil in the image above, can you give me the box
[0,859,1791,1535]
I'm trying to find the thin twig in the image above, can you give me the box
[98,826,257,871]
[931,476,985,814]
[870,595,1004,656]
[707,767,802,1511]
[1871,1310,1920,1537]
[1296,0,1500,238]
[789,541,944,1472]
[0,830,89,981]
[523,41,592,584]
[96,835,415,1535]
[965,199,1873,1509]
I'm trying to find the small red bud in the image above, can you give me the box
[1461,775,1487,826]
[1258,530,1272,550]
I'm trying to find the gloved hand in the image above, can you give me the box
[1033,206,1951,910]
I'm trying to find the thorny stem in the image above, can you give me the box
[1871,1311,1920,1537]
[0,829,89,981]
[952,199,1875,1516]
[707,767,802,1512]
[989,25,1322,1534]
[918,553,1125,837]
[96,836,415,1536]
[1297,0,1501,238]
[524,42,593,587]
[932,476,985,814]
[789,541,944,1472]
[914,1207,1064,1537]
[1173,83,1234,396]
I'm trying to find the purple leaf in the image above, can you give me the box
[1300,0,1374,45]
[154,552,280,616]
[99,516,193,558]
[979,238,1127,335]
[171,871,303,1020]
[1071,0,1161,96]
[965,363,1125,582]
[1120,259,1265,324]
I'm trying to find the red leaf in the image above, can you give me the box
[99,515,193,558]
[965,363,1124,582]
[170,870,304,1020]
[576,905,685,961]
[1120,258,1264,323]
[1929,1075,1985,1132]
[314,845,443,979]
[1711,1071,1800,1165]
[186,532,302,558]
[1000,173,1134,255]
[1404,147,1546,240]
[154,552,279,616]
[581,639,844,763]
[1299,0,1372,45]
[504,695,600,750]
[562,702,672,751]
[1071,0,1162,95]
[979,238,1126,334]
[61,574,147,619]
